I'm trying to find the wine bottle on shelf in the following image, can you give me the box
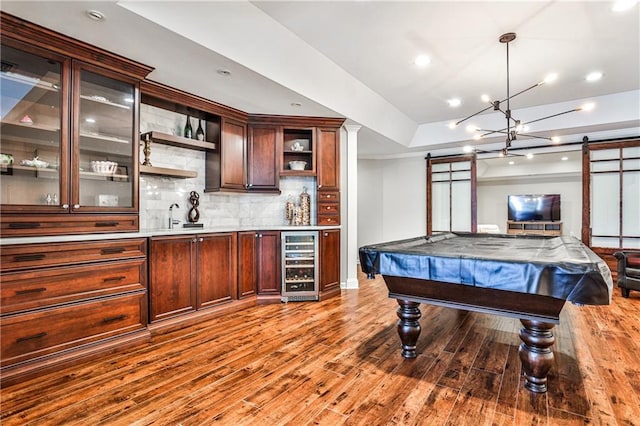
[184,115,193,139]
[195,119,205,141]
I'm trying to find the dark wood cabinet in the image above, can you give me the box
[0,13,153,237]
[149,233,237,323]
[149,235,196,322]
[220,118,247,191]
[197,233,237,309]
[317,127,340,191]
[247,125,281,191]
[319,229,341,299]
[0,238,149,384]
[238,231,281,302]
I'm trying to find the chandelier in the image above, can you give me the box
[453,32,594,156]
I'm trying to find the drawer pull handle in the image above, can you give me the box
[101,247,125,255]
[17,332,47,343]
[103,276,126,283]
[95,221,119,227]
[14,254,46,262]
[102,314,126,324]
[9,222,41,229]
[15,287,46,295]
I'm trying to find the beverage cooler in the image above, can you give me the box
[281,231,319,302]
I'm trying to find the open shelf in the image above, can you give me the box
[139,164,197,179]
[141,131,216,151]
[506,221,563,236]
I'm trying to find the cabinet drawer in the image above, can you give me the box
[318,216,340,225]
[1,239,146,272]
[0,214,139,238]
[317,191,339,202]
[1,260,146,314]
[1,292,146,367]
[318,202,340,216]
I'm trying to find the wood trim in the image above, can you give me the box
[248,114,345,128]
[581,139,591,245]
[426,154,432,235]
[0,12,153,80]
[141,80,248,122]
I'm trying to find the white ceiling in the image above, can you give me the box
[2,1,639,159]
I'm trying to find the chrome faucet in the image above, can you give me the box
[169,203,180,229]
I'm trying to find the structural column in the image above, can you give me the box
[343,123,361,289]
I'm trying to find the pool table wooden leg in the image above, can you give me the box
[396,299,421,359]
[518,319,555,393]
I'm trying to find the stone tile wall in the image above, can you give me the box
[140,104,317,230]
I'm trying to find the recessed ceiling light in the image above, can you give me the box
[216,69,232,77]
[463,145,473,153]
[561,156,569,161]
[86,10,105,21]
[526,153,534,159]
[447,98,461,108]
[551,136,561,143]
[448,121,457,129]
[542,73,558,84]
[585,71,603,82]
[481,94,491,103]
[472,134,481,140]
[465,125,478,133]
[580,102,596,111]
[414,54,431,68]
[508,160,515,165]
[612,0,638,12]
[290,102,302,107]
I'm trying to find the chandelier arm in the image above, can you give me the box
[522,108,581,125]
[498,82,541,104]
[454,104,495,126]
[516,132,553,141]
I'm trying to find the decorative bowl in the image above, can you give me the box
[20,157,49,168]
[289,161,307,171]
[90,160,118,174]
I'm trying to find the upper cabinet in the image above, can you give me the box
[0,13,153,237]
[281,127,315,176]
[316,127,340,191]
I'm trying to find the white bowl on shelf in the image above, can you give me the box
[90,160,118,174]
[289,161,307,171]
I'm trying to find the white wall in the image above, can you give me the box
[358,157,426,248]
[477,176,582,237]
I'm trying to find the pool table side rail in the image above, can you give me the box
[383,275,565,324]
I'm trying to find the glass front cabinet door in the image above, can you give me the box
[1,41,69,212]
[0,27,148,236]
[73,63,138,212]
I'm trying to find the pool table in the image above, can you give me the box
[359,232,613,393]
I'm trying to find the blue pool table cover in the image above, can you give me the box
[359,232,613,306]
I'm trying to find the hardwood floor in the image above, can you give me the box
[2,270,640,425]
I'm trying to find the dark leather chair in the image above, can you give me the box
[613,251,640,298]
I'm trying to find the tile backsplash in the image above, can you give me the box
[140,104,317,230]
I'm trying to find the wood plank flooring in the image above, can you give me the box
[2,270,640,425]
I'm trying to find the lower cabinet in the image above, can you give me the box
[149,232,237,322]
[238,230,281,302]
[319,229,341,298]
[0,238,149,384]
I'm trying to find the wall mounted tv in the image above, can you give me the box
[507,194,561,222]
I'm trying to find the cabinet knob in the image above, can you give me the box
[192,238,197,243]
[73,204,80,209]
[326,206,331,210]
[324,232,329,236]
[199,237,204,242]
[258,234,262,238]
[62,204,69,209]
[318,184,322,189]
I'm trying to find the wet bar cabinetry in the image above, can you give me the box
[148,233,238,328]
[0,13,153,237]
[319,229,341,300]
[238,231,281,303]
[0,238,149,385]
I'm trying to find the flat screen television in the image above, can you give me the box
[507,194,561,222]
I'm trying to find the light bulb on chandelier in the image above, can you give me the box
[451,32,595,155]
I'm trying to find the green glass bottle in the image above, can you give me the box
[195,119,205,141]
[184,115,193,139]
